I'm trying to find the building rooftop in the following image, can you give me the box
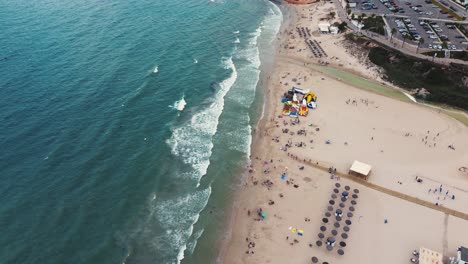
[460,246,468,261]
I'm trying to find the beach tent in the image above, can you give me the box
[349,160,372,180]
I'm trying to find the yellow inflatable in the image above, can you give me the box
[303,92,317,103]
[299,105,308,116]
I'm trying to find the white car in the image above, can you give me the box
[429,35,438,39]
[429,44,433,48]
[426,30,433,33]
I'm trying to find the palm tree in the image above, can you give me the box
[401,34,409,48]
[441,41,448,50]
[390,28,396,42]
[417,37,424,53]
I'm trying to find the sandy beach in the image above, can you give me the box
[221,2,468,263]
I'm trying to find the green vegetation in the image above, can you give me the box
[362,15,386,36]
[369,47,468,110]
[422,50,468,61]
[455,24,468,37]
[431,0,464,21]
[308,64,410,101]
[334,21,348,32]
[441,109,468,126]
[345,33,368,43]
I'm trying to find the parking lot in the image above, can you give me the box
[352,0,468,50]
[386,17,467,50]
[354,0,467,20]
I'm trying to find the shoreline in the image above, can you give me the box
[214,3,298,263]
[222,1,468,263]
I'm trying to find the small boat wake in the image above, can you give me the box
[193,58,198,64]
[153,65,159,74]
[234,38,240,44]
[233,30,240,34]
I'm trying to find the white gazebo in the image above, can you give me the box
[349,160,372,180]
[318,22,331,34]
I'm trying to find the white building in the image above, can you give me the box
[450,247,468,264]
[330,25,339,34]
[318,22,331,34]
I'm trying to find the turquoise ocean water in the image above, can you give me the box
[0,0,282,263]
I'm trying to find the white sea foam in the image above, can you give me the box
[170,95,187,111]
[234,37,240,44]
[223,3,282,155]
[193,58,198,64]
[185,228,205,255]
[167,57,237,183]
[233,30,240,34]
[152,187,211,264]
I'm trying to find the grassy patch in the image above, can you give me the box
[442,109,468,126]
[308,64,410,101]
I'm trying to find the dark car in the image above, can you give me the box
[416,4,422,7]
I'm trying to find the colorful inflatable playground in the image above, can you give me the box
[281,87,317,118]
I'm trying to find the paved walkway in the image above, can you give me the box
[287,152,468,221]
